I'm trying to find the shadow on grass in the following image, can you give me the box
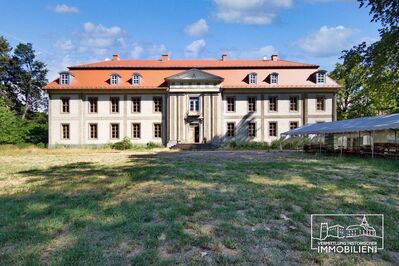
[0,151,398,264]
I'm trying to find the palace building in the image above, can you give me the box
[44,54,340,148]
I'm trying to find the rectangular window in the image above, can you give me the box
[227,122,235,137]
[153,97,162,112]
[89,124,98,139]
[248,122,256,137]
[132,123,141,139]
[61,98,70,113]
[249,73,257,84]
[88,97,98,113]
[61,124,70,139]
[290,121,298,130]
[248,96,256,112]
[316,96,325,111]
[154,123,162,138]
[316,73,326,83]
[132,97,141,113]
[111,97,119,113]
[269,122,277,137]
[269,96,277,112]
[270,74,278,84]
[111,123,119,139]
[60,74,69,85]
[110,75,119,85]
[289,96,298,111]
[227,96,235,112]
[189,97,200,112]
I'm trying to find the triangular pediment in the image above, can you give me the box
[165,68,223,82]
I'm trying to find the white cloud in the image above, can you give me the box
[184,19,209,37]
[213,0,293,25]
[53,4,79,14]
[54,39,75,51]
[185,39,206,58]
[79,22,125,51]
[240,45,278,59]
[130,43,167,59]
[297,25,352,57]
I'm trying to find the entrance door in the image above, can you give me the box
[194,125,200,143]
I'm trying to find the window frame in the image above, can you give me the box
[131,97,141,113]
[226,96,236,112]
[60,73,70,85]
[269,122,277,137]
[316,95,326,111]
[110,123,120,139]
[270,73,278,84]
[110,97,120,113]
[132,123,141,139]
[132,73,141,85]
[226,122,235,137]
[189,96,200,112]
[289,96,299,112]
[316,72,326,84]
[153,96,162,113]
[268,96,278,112]
[61,97,70,113]
[289,121,299,131]
[154,123,162,138]
[110,74,119,85]
[248,73,257,84]
[89,123,98,139]
[247,96,256,112]
[248,122,256,138]
[61,123,70,139]
[88,97,98,113]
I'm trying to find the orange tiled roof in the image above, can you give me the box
[69,59,318,69]
[44,55,341,90]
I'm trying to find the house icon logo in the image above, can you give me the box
[311,214,384,254]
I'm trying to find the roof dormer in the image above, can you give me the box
[132,73,142,85]
[59,71,73,85]
[315,70,327,84]
[109,73,120,85]
[248,72,257,84]
[270,72,279,84]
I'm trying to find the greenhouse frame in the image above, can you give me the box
[281,113,399,158]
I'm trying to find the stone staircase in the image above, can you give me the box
[170,143,218,151]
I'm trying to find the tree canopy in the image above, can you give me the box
[333,0,399,118]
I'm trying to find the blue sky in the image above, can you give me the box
[0,0,380,79]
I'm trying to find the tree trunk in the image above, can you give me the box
[22,103,29,119]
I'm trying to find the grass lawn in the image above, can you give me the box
[0,147,398,265]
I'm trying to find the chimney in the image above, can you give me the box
[221,54,227,61]
[161,54,169,61]
[112,54,120,61]
[271,54,278,61]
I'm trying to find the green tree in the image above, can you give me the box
[8,43,48,119]
[337,1,399,117]
[0,98,25,144]
[0,36,12,104]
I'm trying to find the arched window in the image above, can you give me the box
[249,73,257,84]
[316,71,327,84]
[270,72,278,84]
[110,74,120,85]
[132,73,141,85]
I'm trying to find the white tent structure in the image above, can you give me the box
[281,113,399,158]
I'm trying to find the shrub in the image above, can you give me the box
[146,141,162,149]
[112,137,133,150]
